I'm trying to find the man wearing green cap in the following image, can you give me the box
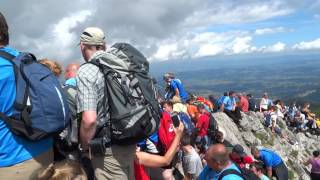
[77,27,136,180]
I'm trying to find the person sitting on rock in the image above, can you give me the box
[220,91,242,125]
[301,103,317,130]
[250,162,270,180]
[237,93,249,113]
[247,94,256,112]
[251,147,288,180]
[260,93,272,113]
[293,111,307,132]
[163,72,188,103]
[229,144,254,169]
[218,92,228,109]
[198,144,244,180]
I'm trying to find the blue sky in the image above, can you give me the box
[0,0,320,62]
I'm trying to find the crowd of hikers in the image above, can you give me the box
[0,11,320,180]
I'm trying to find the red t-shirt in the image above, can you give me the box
[158,112,175,153]
[229,154,254,168]
[239,96,249,112]
[196,113,210,137]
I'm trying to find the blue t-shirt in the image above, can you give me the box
[222,96,235,111]
[0,46,52,167]
[64,77,77,87]
[218,96,226,106]
[198,163,244,180]
[259,149,282,168]
[169,79,188,102]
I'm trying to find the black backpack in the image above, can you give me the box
[90,43,161,145]
[207,113,219,138]
[217,165,260,180]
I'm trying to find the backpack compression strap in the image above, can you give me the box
[217,169,244,180]
[0,50,33,134]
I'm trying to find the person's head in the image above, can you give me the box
[79,27,106,62]
[247,94,252,98]
[251,146,261,159]
[229,91,236,98]
[163,72,174,83]
[37,159,87,180]
[39,59,62,77]
[197,104,206,114]
[162,101,173,113]
[230,144,246,160]
[65,63,80,79]
[171,96,181,104]
[181,133,191,147]
[0,12,9,46]
[313,150,320,158]
[295,111,301,116]
[223,92,228,96]
[262,93,268,98]
[205,144,230,171]
[303,102,310,109]
[213,131,224,143]
[268,105,276,112]
[237,93,243,98]
[250,162,265,177]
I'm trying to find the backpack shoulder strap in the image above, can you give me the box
[0,50,15,61]
[218,169,244,180]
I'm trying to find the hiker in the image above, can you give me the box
[218,92,228,108]
[187,97,200,123]
[64,63,80,87]
[134,122,184,180]
[77,27,139,180]
[181,134,203,180]
[39,58,63,77]
[163,73,189,103]
[260,93,272,112]
[247,94,256,111]
[251,147,288,180]
[198,144,244,180]
[229,144,254,169]
[158,101,177,180]
[250,162,270,180]
[301,103,317,129]
[171,96,188,114]
[274,100,284,119]
[211,131,233,151]
[0,12,55,179]
[220,91,242,125]
[196,104,210,150]
[208,95,219,112]
[237,93,249,113]
[303,150,320,180]
[293,111,307,132]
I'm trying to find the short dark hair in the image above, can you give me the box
[213,131,224,142]
[250,162,264,172]
[229,91,235,96]
[247,94,252,98]
[313,150,320,157]
[197,104,205,110]
[181,134,191,146]
[223,92,228,96]
[162,101,173,108]
[0,12,9,45]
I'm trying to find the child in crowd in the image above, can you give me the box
[250,162,270,180]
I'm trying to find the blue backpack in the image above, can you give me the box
[178,112,195,135]
[0,51,70,141]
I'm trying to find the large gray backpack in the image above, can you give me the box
[90,43,161,145]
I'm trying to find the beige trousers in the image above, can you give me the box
[0,149,53,180]
[92,144,136,180]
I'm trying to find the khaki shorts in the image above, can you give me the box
[0,149,53,180]
[92,144,136,180]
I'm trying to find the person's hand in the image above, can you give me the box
[173,121,184,137]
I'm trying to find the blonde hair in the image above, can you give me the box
[37,160,87,180]
[39,58,63,77]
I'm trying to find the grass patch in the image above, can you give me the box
[278,120,285,129]
[288,170,295,180]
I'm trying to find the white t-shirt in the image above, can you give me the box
[183,147,203,179]
[260,98,269,110]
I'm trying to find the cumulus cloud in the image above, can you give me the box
[0,0,318,62]
[292,38,320,50]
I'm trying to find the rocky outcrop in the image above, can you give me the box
[213,112,319,180]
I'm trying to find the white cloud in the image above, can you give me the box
[260,42,286,52]
[152,43,178,60]
[195,44,224,57]
[292,38,320,50]
[254,27,292,35]
[231,36,256,54]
